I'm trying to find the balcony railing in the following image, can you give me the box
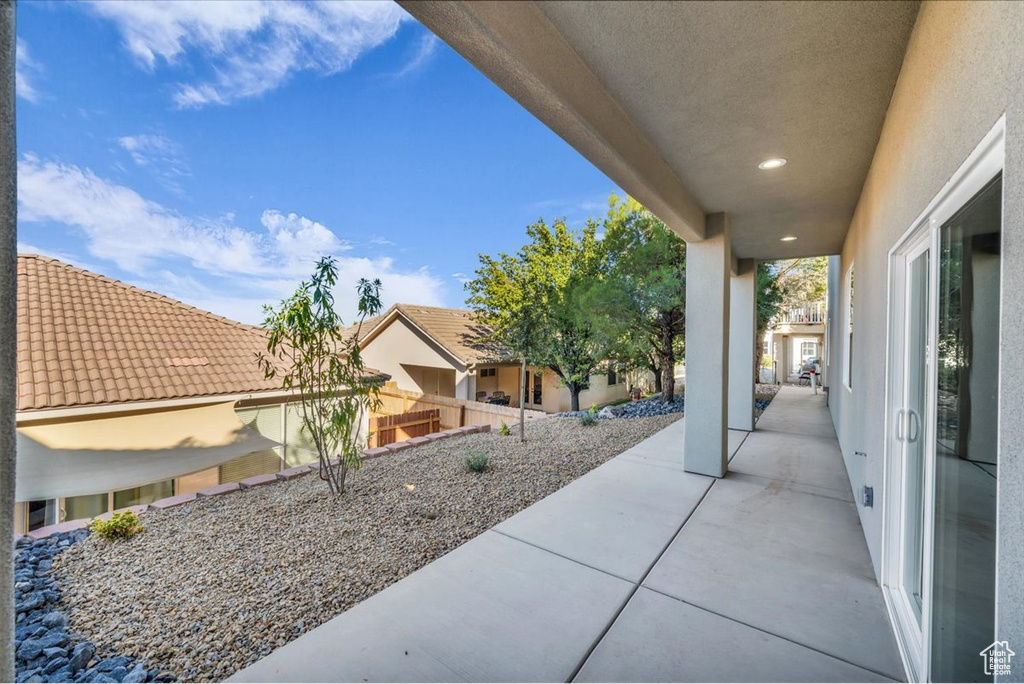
[776,302,825,325]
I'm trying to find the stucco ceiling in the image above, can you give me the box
[402,1,920,259]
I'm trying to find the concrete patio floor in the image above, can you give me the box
[231,386,904,683]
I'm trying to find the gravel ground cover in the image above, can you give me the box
[754,383,780,418]
[555,382,780,421]
[13,531,165,684]
[52,414,680,682]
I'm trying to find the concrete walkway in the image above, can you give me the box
[231,387,903,683]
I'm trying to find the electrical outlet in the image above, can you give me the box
[861,485,874,508]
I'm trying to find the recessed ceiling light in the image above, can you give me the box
[758,158,787,170]
[780,236,798,242]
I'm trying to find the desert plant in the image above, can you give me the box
[588,404,599,415]
[89,511,144,541]
[498,422,511,436]
[579,411,598,427]
[464,453,490,473]
[257,257,383,496]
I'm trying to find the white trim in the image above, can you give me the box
[880,114,1005,683]
[842,261,855,392]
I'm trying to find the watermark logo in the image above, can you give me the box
[980,641,1015,677]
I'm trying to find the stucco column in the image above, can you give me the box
[683,213,731,478]
[1,1,16,679]
[728,259,756,431]
[455,369,472,401]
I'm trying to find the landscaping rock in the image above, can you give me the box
[124,663,149,683]
[52,414,681,682]
[41,612,66,629]
[13,532,164,683]
[68,642,95,672]
[42,656,69,675]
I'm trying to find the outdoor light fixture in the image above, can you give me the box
[780,236,798,242]
[758,158,787,170]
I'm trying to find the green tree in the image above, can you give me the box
[467,219,606,412]
[776,257,828,309]
[464,249,543,441]
[257,257,383,495]
[586,195,687,401]
[756,257,828,381]
[756,261,785,380]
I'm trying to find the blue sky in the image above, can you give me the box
[15,1,619,324]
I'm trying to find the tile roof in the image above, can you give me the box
[353,303,511,366]
[17,255,384,412]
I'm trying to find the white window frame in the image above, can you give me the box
[843,262,855,391]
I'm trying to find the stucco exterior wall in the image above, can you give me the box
[826,0,1024,648]
[359,318,466,396]
[767,331,824,381]
[572,373,631,413]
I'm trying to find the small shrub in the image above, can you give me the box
[89,510,144,541]
[498,422,511,436]
[464,454,490,473]
[588,404,599,415]
[579,411,598,427]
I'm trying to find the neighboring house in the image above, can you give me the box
[764,301,826,382]
[350,303,640,414]
[13,255,381,536]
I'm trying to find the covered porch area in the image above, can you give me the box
[231,386,903,682]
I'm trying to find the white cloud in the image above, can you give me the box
[87,0,410,107]
[118,134,184,168]
[117,134,191,194]
[531,193,613,216]
[260,209,351,264]
[16,154,444,323]
[16,39,43,103]
[392,33,439,79]
[18,153,263,274]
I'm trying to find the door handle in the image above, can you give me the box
[907,409,921,443]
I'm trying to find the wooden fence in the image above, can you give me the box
[373,383,546,431]
[369,409,441,448]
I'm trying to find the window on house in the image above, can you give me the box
[480,368,496,378]
[113,480,175,510]
[844,263,855,389]
[608,364,618,386]
[27,500,57,531]
[65,493,109,522]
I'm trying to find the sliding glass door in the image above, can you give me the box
[901,239,931,626]
[930,175,1001,683]
[883,123,1002,683]
[887,231,934,681]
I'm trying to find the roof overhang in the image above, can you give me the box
[15,389,304,424]
[15,401,281,501]
[401,1,920,259]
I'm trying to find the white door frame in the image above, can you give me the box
[883,227,936,682]
[880,115,1004,682]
